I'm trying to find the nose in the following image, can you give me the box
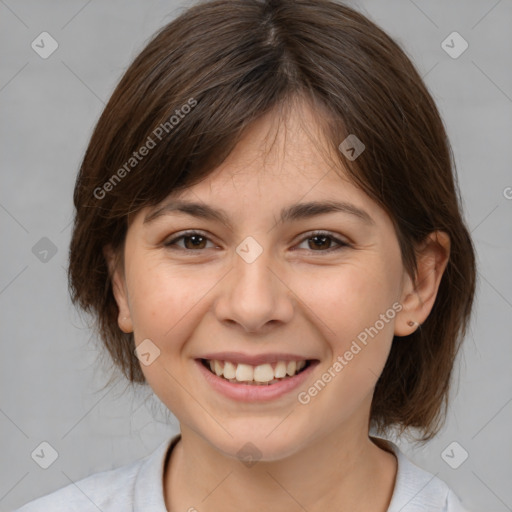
[213,243,294,333]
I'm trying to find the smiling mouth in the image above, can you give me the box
[200,358,313,385]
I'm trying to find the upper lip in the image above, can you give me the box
[198,352,315,366]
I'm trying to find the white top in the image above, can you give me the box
[13,434,471,511]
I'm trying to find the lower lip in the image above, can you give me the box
[195,359,318,402]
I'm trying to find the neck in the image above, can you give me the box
[164,426,397,512]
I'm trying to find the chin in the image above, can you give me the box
[202,422,309,463]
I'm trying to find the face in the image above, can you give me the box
[109,101,431,461]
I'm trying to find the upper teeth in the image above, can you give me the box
[207,360,307,382]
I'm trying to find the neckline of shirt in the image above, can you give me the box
[132,433,449,511]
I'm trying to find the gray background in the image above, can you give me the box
[1,0,511,510]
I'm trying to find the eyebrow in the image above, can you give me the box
[143,199,375,228]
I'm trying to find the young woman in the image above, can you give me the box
[15,0,476,510]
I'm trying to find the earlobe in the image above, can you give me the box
[103,245,133,334]
[394,231,450,337]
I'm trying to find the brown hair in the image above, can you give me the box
[68,0,476,441]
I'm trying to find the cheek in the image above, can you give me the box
[130,271,178,331]
[292,258,401,398]
[298,260,399,337]
[126,258,218,342]
[291,263,399,421]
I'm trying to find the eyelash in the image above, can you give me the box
[163,230,350,254]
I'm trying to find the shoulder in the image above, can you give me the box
[12,460,141,511]
[371,437,472,512]
[12,437,177,512]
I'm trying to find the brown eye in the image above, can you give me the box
[308,235,332,250]
[182,234,208,250]
[296,232,349,253]
[164,231,215,251]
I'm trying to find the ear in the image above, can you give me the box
[395,231,450,337]
[103,244,133,334]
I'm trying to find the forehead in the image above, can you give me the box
[213,99,342,181]
[131,100,401,248]
[165,102,378,217]
[134,99,391,233]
